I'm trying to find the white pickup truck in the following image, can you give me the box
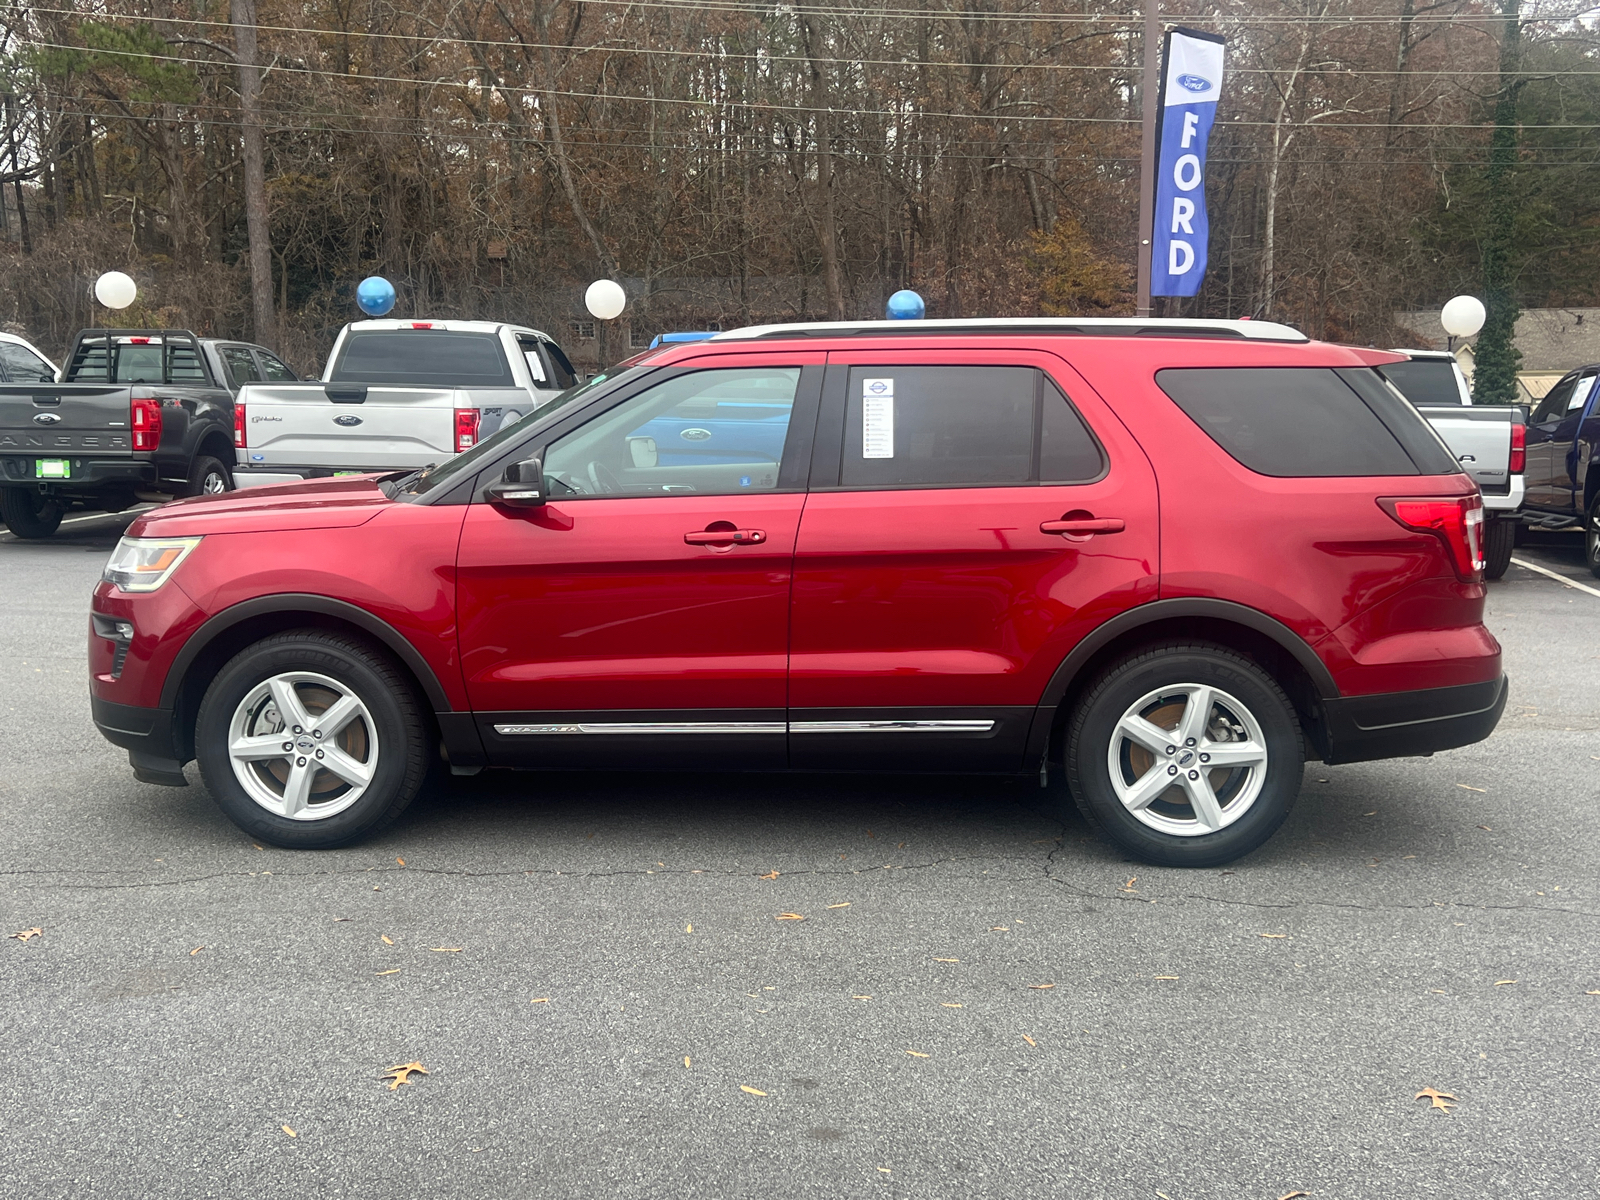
[1379,349,1525,580]
[233,319,579,486]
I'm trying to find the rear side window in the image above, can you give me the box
[0,341,54,381]
[331,331,513,387]
[219,346,260,385]
[1376,359,1464,407]
[839,366,1103,488]
[1156,367,1453,477]
[258,352,296,381]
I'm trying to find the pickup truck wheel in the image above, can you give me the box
[186,455,233,497]
[1063,643,1303,868]
[195,631,431,848]
[1586,495,1600,579]
[0,488,64,539]
[1482,517,1515,580]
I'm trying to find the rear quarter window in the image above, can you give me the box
[1156,367,1458,478]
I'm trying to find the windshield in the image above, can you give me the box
[331,331,513,387]
[400,359,661,496]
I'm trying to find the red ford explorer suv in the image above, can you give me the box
[89,318,1506,866]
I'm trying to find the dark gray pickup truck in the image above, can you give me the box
[0,329,295,538]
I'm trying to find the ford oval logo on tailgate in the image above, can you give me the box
[32,412,61,425]
[334,415,363,427]
[680,427,712,442]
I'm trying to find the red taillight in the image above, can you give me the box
[131,397,163,452]
[128,336,150,344]
[455,408,481,452]
[1509,422,1525,474]
[234,403,247,449]
[1379,494,1484,580]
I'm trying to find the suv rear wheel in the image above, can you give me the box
[195,631,432,848]
[1064,643,1303,867]
[0,488,64,539]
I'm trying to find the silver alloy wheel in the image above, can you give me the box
[226,671,379,820]
[202,469,228,494]
[1106,683,1270,837]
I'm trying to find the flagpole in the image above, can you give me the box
[1135,0,1159,317]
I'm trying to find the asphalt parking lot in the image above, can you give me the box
[2,515,1596,1199]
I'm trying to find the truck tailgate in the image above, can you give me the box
[0,384,135,459]
[1416,406,1515,495]
[237,384,457,468]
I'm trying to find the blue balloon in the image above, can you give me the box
[886,289,925,320]
[356,276,397,317]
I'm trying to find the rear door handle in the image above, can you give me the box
[1040,517,1125,536]
[685,528,766,546]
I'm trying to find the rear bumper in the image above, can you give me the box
[91,695,188,786]
[233,465,391,489]
[1,455,157,489]
[1479,474,1524,512]
[1320,675,1508,765]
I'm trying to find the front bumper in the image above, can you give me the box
[91,695,188,786]
[1320,675,1508,765]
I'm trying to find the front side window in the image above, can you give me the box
[0,341,54,381]
[1531,376,1578,425]
[543,367,800,498]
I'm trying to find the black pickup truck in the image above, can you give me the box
[1521,364,1600,577]
[0,329,296,538]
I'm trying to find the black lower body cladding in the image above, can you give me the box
[1320,676,1508,764]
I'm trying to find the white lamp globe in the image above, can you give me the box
[94,271,138,310]
[585,279,627,320]
[1440,295,1485,339]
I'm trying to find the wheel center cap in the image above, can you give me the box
[1177,750,1196,766]
[296,736,315,752]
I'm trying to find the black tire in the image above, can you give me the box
[1063,642,1304,868]
[195,630,434,848]
[186,454,233,498]
[1512,520,1527,548]
[1482,517,1515,580]
[1586,493,1600,580]
[0,488,64,538]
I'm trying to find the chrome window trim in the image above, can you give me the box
[788,720,996,734]
[494,721,785,736]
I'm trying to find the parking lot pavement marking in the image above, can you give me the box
[1510,556,1600,598]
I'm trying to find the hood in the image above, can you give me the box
[129,475,394,537]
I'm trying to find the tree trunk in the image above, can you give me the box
[1473,0,1523,404]
[799,14,845,320]
[232,0,276,346]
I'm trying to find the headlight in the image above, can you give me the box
[102,536,202,592]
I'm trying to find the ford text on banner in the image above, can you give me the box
[1151,28,1226,298]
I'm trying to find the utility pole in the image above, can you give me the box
[1135,0,1159,317]
[231,0,275,348]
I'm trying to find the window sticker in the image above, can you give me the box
[862,378,894,458]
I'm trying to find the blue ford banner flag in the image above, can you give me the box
[1151,28,1226,297]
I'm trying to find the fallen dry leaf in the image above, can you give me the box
[1585,990,1600,996]
[1021,1034,1036,1047]
[904,1050,929,1058]
[375,969,401,976]
[1457,784,1487,792]
[396,858,405,866]
[989,926,1009,931]
[281,1125,297,1138]
[381,1062,428,1090]
[1124,877,1138,889]
[189,946,204,956]
[1027,983,1055,990]
[739,1085,767,1096]
[1494,979,1516,986]
[941,1002,964,1008]
[1153,976,1179,981]
[1259,933,1288,939]
[251,844,264,850]
[1277,1193,1309,1200]
[1415,1087,1457,1111]
[381,935,394,945]
[826,902,851,909]
[852,994,872,1000]
[1478,825,1494,831]
[8,927,42,942]
[430,947,463,953]
[933,957,959,964]
[877,1167,892,1175]
[530,997,549,1003]
[684,1056,691,1068]
[775,913,805,921]
[759,870,779,880]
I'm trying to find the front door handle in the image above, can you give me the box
[685,528,766,546]
[1041,516,1125,536]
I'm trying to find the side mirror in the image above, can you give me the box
[485,457,546,508]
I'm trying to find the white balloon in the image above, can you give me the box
[1440,294,1485,339]
[94,271,138,310]
[585,279,627,321]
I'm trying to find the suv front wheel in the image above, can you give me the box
[195,631,432,848]
[1064,643,1303,867]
